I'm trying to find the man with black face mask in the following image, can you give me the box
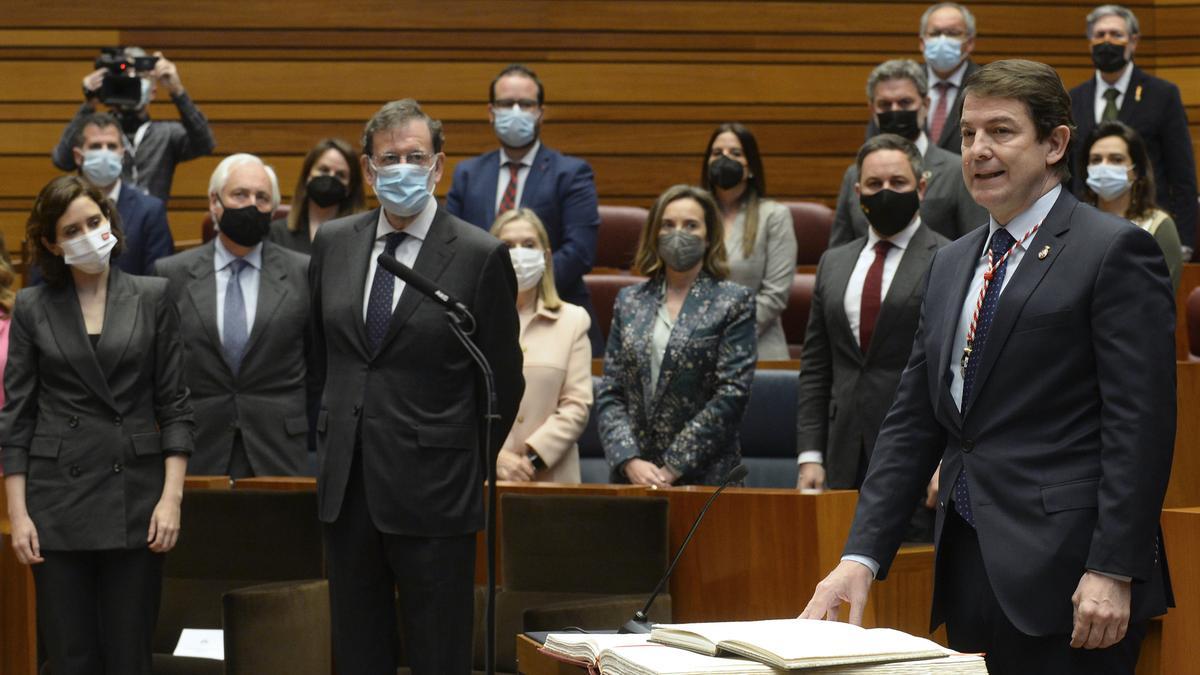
[797,134,948,542]
[1069,4,1197,260]
[830,59,987,248]
[153,154,316,479]
[51,47,216,203]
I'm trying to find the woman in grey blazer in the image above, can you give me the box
[596,185,756,487]
[1,176,194,675]
[700,123,797,360]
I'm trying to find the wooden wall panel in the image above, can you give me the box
[0,1,1195,260]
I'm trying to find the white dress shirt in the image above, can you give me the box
[1093,63,1134,124]
[361,197,436,321]
[797,216,923,467]
[213,236,262,343]
[927,61,969,125]
[493,140,541,214]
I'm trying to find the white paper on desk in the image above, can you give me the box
[174,629,225,660]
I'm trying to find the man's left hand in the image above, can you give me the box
[152,52,185,96]
[1070,571,1131,649]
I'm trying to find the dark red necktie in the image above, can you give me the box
[929,81,953,143]
[499,161,520,215]
[858,240,892,353]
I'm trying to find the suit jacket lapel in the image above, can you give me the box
[95,268,138,381]
[936,226,988,428]
[1077,77,1098,134]
[936,60,975,147]
[243,243,287,359]
[46,282,119,412]
[869,226,936,360]
[183,243,225,372]
[519,146,551,211]
[631,281,660,411]
[651,275,709,412]
[345,210,379,359]
[962,191,1073,415]
[1118,67,1146,125]
[480,151,502,223]
[375,209,456,355]
[826,242,864,363]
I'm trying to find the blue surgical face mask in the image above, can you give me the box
[923,35,963,73]
[1086,163,1133,201]
[372,161,432,217]
[493,107,538,148]
[81,148,124,187]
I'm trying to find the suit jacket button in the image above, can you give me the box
[69,465,82,478]
[353,405,362,417]
[517,415,524,424]
[112,463,123,473]
[68,416,79,428]
[113,415,123,427]
[962,439,974,453]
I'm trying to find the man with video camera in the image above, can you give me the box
[52,47,216,203]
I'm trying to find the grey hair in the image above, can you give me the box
[866,59,929,101]
[919,3,977,37]
[1086,4,1139,38]
[208,153,281,209]
[361,98,445,158]
[856,134,925,183]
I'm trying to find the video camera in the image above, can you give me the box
[93,48,159,108]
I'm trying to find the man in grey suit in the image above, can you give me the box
[154,153,314,478]
[833,59,987,247]
[309,99,523,674]
[797,135,947,538]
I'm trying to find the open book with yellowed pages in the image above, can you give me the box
[542,634,781,674]
[648,619,963,670]
[600,643,988,675]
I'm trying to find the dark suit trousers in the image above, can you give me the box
[939,509,1145,675]
[324,445,476,675]
[33,548,163,675]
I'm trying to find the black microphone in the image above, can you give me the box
[619,464,749,634]
[376,254,474,331]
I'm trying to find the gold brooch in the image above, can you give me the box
[1038,245,1050,260]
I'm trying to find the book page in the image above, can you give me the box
[600,643,784,675]
[543,632,651,662]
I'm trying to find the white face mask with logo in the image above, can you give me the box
[61,222,117,274]
[509,246,546,291]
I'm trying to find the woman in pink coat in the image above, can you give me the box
[490,209,592,483]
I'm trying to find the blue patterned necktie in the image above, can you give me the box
[365,231,408,352]
[953,227,1016,527]
[222,258,250,374]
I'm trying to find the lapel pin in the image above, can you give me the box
[1038,245,1050,260]
[1135,85,1143,102]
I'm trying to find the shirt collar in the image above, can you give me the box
[865,215,923,252]
[1094,62,1134,94]
[915,132,929,157]
[500,140,541,168]
[374,196,437,243]
[983,184,1061,259]
[214,234,263,271]
[929,60,969,88]
[107,180,122,204]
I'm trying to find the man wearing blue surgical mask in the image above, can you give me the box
[51,47,216,203]
[447,63,604,355]
[26,112,172,285]
[864,3,979,154]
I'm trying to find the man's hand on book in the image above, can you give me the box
[1070,571,1131,649]
[799,560,874,625]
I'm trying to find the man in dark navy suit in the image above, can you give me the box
[71,112,174,275]
[803,60,1174,675]
[446,64,603,353]
[1069,4,1197,258]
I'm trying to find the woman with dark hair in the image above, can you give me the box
[1083,120,1182,291]
[596,184,756,487]
[1,175,193,674]
[267,137,366,254]
[0,235,14,413]
[700,122,797,360]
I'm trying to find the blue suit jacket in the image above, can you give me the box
[446,144,600,312]
[114,183,174,275]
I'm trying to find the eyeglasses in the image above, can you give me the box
[492,98,539,112]
[371,151,433,168]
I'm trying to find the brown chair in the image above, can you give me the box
[473,494,672,673]
[782,272,816,359]
[585,273,647,344]
[1188,286,1200,360]
[594,205,648,272]
[201,204,291,243]
[780,201,834,267]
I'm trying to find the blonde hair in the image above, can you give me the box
[490,208,562,310]
[633,184,729,279]
[0,233,14,316]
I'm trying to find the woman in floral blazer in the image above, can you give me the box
[596,184,756,487]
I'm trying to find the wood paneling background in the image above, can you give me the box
[0,1,1197,255]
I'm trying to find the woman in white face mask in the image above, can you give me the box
[2,176,194,675]
[1083,121,1182,291]
[489,208,592,483]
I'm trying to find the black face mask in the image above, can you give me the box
[306,175,348,208]
[876,109,922,141]
[708,155,745,190]
[859,188,920,237]
[1091,42,1129,74]
[217,201,272,247]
